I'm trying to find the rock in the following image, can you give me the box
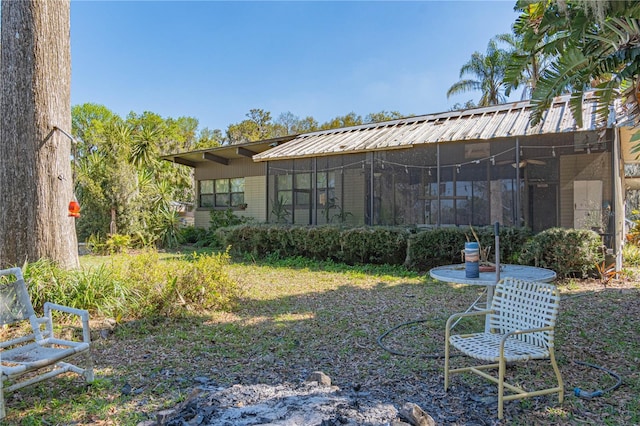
[391,421,412,426]
[399,402,436,426]
[136,421,155,426]
[307,371,332,386]
[156,409,176,423]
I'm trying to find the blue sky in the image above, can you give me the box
[71,1,521,132]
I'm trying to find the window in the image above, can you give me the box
[276,174,292,205]
[199,178,244,208]
[316,171,336,207]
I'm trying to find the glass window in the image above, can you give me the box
[198,178,245,208]
[296,173,311,189]
[215,180,229,193]
[277,174,292,190]
[200,180,214,194]
[276,174,293,206]
[230,178,244,193]
[199,180,214,208]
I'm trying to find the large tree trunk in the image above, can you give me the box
[0,0,79,269]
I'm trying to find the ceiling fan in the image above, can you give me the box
[497,159,546,168]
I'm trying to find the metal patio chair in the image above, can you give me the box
[444,278,564,419]
[0,267,93,419]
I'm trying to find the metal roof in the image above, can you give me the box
[253,94,609,162]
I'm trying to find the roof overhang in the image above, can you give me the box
[161,135,297,167]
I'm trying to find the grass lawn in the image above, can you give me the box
[2,253,639,425]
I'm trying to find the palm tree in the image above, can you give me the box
[447,39,510,107]
[514,0,640,126]
[497,29,554,100]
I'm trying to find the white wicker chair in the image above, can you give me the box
[0,267,93,419]
[444,278,564,419]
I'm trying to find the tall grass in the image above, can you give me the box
[22,249,241,319]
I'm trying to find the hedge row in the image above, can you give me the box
[215,224,604,277]
[216,225,409,266]
[217,225,523,268]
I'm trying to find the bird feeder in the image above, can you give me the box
[68,199,80,218]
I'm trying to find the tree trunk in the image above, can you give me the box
[0,0,79,269]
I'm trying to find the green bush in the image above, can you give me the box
[339,227,409,265]
[219,224,409,266]
[301,226,343,261]
[405,226,531,271]
[405,228,467,271]
[518,228,604,278]
[180,226,209,244]
[623,243,640,267]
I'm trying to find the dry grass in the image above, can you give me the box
[3,258,639,425]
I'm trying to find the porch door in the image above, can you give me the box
[529,183,558,233]
[574,180,603,229]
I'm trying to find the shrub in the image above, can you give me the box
[180,226,209,244]
[623,243,640,267]
[301,226,343,261]
[405,226,531,271]
[405,228,468,271]
[518,228,604,278]
[339,227,409,265]
[210,209,246,230]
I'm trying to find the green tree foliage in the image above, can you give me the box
[71,104,200,245]
[496,31,553,100]
[450,100,477,111]
[511,0,640,126]
[365,110,404,123]
[447,39,511,106]
[319,112,364,130]
[226,108,276,144]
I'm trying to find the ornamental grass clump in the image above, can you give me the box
[22,249,242,319]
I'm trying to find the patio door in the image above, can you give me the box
[529,183,558,233]
[574,180,603,229]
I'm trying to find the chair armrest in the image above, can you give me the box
[499,326,554,351]
[44,302,91,344]
[446,309,493,328]
[445,309,495,335]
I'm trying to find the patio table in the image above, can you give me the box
[429,264,556,331]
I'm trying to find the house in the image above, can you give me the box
[162,93,639,264]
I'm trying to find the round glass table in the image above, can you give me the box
[429,264,556,286]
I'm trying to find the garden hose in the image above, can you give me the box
[376,318,459,359]
[572,360,622,399]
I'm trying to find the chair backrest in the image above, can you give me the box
[488,278,560,349]
[0,268,36,326]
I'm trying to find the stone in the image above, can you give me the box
[307,371,332,386]
[399,402,436,426]
[156,409,176,423]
